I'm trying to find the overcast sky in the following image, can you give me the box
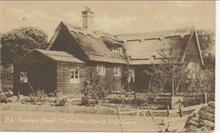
[0,1,215,38]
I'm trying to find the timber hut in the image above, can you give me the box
[13,49,85,96]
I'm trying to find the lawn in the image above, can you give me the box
[0,102,208,131]
[0,109,187,131]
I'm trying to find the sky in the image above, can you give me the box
[0,1,215,38]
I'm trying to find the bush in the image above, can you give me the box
[7,96,17,103]
[0,89,7,103]
[183,95,205,107]
[55,98,67,106]
[1,66,13,94]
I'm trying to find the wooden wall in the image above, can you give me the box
[50,25,88,61]
[85,62,124,91]
[56,62,85,95]
[134,65,151,92]
[40,61,124,95]
[184,36,202,65]
[13,61,57,96]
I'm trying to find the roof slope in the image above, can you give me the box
[116,27,194,65]
[116,27,192,42]
[36,49,84,63]
[49,22,203,65]
[61,22,127,64]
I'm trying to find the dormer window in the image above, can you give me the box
[112,45,121,52]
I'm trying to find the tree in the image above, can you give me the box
[143,30,215,95]
[143,59,190,95]
[198,30,215,93]
[0,27,49,95]
[198,30,215,71]
[1,26,49,66]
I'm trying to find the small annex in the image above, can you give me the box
[13,49,85,95]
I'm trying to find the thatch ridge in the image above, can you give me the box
[116,27,193,42]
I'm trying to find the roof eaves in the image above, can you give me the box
[36,49,85,64]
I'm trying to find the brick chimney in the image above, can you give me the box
[81,7,94,30]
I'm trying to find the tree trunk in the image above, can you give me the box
[172,64,175,96]
[148,78,152,92]
[176,82,180,93]
[160,80,166,92]
[172,81,175,96]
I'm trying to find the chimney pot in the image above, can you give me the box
[82,7,94,30]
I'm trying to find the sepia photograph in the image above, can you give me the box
[0,1,216,132]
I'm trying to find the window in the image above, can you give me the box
[20,72,28,83]
[188,63,200,70]
[112,45,121,52]
[128,68,135,82]
[114,66,121,77]
[97,64,105,75]
[70,68,80,83]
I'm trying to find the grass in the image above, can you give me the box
[0,101,200,118]
[0,102,118,115]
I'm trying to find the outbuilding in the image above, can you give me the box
[13,49,85,96]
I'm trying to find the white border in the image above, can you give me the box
[214,2,220,133]
[0,2,219,133]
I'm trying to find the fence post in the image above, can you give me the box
[17,90,20,101]
[134,92,137,106]
[167,104,170,117]
[116,106,123,131]
[204,92,208,103]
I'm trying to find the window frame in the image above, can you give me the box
[128,68,135,82]
[112,45,121,52]
[97,64,106,76]
[70,68,80,83]
[114,66,121,77]
[20,72,28,83]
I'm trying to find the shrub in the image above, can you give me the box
[55,98,67,106]
[0,66,13,95]
[0,88,7,103]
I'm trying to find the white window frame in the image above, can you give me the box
[70,68,80,83]
[128,68,135,82]
[97,64,105,76]
[20,72,28,83]
[114,66,121,77]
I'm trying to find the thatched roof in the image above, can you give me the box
[116,27,192,42]
[123,36,187,64]
[36,49,84,63]
[49,22,203,65]
[116,27,200,65]
[60,22,127,64]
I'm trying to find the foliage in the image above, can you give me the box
[81,70,124,105]
[0,65,13,95]
[1,26,49,65]
[195,30,215,93]
[198,30,215,71]
[0,87,7,103]
[83,77,122,101]
[144,63,190,94]
[142,30,215,94]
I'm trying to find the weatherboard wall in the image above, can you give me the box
[13,61,57,96]
[56,61,85,95]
